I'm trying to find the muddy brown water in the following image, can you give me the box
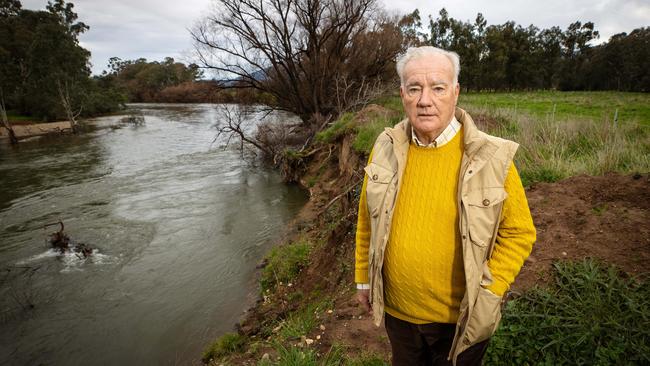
[0,104,307,365]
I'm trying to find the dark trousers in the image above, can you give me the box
[385,312,490,366]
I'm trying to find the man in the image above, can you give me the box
[354,46,536,366]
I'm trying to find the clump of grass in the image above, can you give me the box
[316,112,355,143]
[352,115,402,154]
[259,344,319,366]
[258,343,387,366]
[346,352,389,366]
[261,239,312,292]
[278,298,333,340]
[486,259,650,365]
[202,332,246,363]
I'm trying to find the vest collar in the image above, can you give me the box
[386,107,486,158]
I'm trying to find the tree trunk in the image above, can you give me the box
[57,79,81,133]
[0,92,18,145]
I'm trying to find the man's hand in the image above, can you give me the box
[356,289,372,314]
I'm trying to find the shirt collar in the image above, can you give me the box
[411,116,461,148]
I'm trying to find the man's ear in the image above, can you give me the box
[399,86,404,99]
[454,83,460,103]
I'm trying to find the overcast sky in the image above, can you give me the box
[22,0,650,76]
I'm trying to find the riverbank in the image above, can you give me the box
[0,121,73,140]
[201,92,649,365]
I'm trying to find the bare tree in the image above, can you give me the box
[0,88,18,144]
[191,0,402,125]
[212,105,274,157]
[56,79,82,133]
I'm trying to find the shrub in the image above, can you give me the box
[485,259,650,365]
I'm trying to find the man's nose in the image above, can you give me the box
[417,87,433,107]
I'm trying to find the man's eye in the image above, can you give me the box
[408,87,421,94]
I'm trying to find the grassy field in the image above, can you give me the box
[459,91,650,127]
[352,91,650,186]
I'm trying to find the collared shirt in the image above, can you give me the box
[411,116,461,148]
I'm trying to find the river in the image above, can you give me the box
[0,104,307,365]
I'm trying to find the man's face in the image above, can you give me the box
[400,53,460,143]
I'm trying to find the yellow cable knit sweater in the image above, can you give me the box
[354,129,536,325]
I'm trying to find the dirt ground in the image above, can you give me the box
[0,121,72,139]
[227,171,649,365]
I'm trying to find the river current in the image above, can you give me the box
[0,104,307,365]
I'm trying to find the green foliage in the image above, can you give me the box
[460,91,650,127]
[0,1,124,120]
[202,332,246,363]
[102,56,203,102]
[425,8,647,92]
[260,239,311,292]
[278,298,333,340]
[316,113,355,143]
[459,92,650,186]
[352,115,402,154]
[260,344,319,366]
[258,343,387,366]
[346,353,389,366]
[485,259,650,365]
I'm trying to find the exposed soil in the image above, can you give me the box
[0,121,73,139]
[215,106,650,365]
[514,172,650,291]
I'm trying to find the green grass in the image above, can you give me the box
[352,114,402,154]
[485,259,650,365]
[6,111,35,122]
[202,332,247,363]
[261,239,312,293]
[258,343,388,366]
[346,92,650,183]
[474,106,650,186]
[460,91,650,127]
[316,112,356,143]
[278,298,333,340]
[260,240,312,292]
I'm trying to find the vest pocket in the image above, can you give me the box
[464,286,503,345]
[465,187,508,247]
[363,163,395,218]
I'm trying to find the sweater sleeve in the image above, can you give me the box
[354,149,374,284]
[485,161,537,296]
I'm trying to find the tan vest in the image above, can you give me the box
[363,107,518,363]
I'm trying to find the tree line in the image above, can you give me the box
[421,8,648,92]
[1,0,647,126]
[193,1,648,129]
[0,0,218,122]
[0,0,126,122]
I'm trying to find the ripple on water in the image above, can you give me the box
[15,248,120,273]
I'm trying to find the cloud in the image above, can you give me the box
[21,0,211,74]
[18,0,650,75]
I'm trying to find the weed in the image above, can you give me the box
[278,298,333,340]
[592,203,608,215]
[485,258,650,365]
[261,240,312,293]
[259,343,387,366]
[316,113,355,143]
[202,332,246,363]
[346,352,389,366]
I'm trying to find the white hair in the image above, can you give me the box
[396,46,461,86]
